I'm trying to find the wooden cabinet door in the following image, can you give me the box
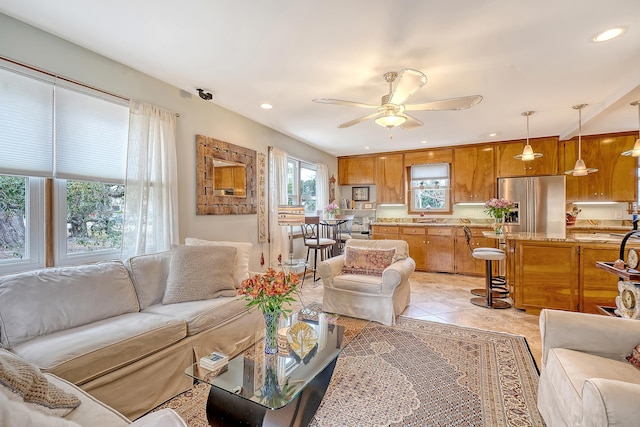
[580,246,621,314]
[453,146,495,202]
[401,228,427,271]
[515,242,578,312]
[338,157,375,185]
[562,134,637,202]
[454,228,498,276]
[375,154,404,204]
[425,228,454,273]
[496,137,559,177]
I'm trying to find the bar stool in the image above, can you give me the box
[470,249,511,309]
[463,226,509,299]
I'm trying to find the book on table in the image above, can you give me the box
[199,352,228,371]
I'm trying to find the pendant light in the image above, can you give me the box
[621,100,640,157]
[514,111,542,161]
[564,104,597,176]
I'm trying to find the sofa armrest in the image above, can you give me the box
[130,409,187,427]
[318,255,345,288]
[540,309,640,366]
[582,378,640,427]
[381,257,416,295]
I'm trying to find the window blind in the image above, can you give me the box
[0,65,54,177]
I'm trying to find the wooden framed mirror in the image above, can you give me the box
[196,134,257,215]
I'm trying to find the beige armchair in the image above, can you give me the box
[318,239,415,326]
[538,309,640,427]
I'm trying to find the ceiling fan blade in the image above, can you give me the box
[338,111,382,128]
[313,98,379,109]
[389,68,428,105]
[399,114,423,130]
[405,95,483,111]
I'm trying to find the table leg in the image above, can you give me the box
[206,358,337,427]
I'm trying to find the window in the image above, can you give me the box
[0,59,129,273]
[287,158,317,212]
[410,163,451,213]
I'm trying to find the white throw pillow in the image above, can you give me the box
[163,245,237,304]
[185,238,252,287]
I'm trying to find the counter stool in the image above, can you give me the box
[463,226,509,299]
[470,249,511,309]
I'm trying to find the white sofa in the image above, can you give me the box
[318,239,415,326]
[537,309,640,427]
[0,244,262,421]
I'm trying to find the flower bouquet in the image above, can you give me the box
[324,202,340,218]
[238,268,300,354]
[484,197,515,234]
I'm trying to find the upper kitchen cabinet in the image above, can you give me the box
[561,133,638,202]
[453,145,495,202]
[404,148,453,167]
[496,137,559,177]
[337,156,375,185]
[375,153,404,204]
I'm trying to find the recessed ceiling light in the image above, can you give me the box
[421,140,427,144]
[259,103,273,109]
[591,27,626,42]
[364,146,370,150]
[489,133,497,137]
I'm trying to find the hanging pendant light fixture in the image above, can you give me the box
[564,104,598,176]
[514,111,542,161]
[621,100,640,157]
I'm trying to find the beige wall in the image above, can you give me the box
[0,13,337,271]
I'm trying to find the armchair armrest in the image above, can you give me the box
[318,255,345,288]
[582,378,640,427]
[381,257,416,295]
[540,309,640,366]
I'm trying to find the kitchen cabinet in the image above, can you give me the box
[425,227,454,273]
[400,226,427,271]
[580,245,621,314]
[561,133,637,202]
[372,225,399,240]
[337,156,375,185]
[453,145,495,202]
[375,153,404,204]
[495,137,559,177]
[454,228,498,276]
[513,242,579,313]
[404,148,453,166]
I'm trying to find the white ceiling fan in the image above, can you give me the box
[313,68,483,130]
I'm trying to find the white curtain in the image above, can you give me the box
[316,163,329,212]
[121,101,178,258]
[269,147,289,263]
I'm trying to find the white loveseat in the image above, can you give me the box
[318,239,415,326]
[0,242,262,421]
[537,309,640,427]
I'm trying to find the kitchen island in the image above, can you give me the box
[486,230,640,315]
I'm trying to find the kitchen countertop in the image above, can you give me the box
[482,231,640,244]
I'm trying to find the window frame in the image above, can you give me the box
[407,163,452,215]
[287,157,317,213]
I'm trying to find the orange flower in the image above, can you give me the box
[238,268,300,316]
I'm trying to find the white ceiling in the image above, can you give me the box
[2,0,640,156]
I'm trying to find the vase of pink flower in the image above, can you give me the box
[484,197,515,234]
[324,202,340,219]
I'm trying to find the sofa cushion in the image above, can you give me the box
[331,273,383,294]
[342,246,396,276]
[126,251,172,309]
[44,373,130,427]
[0,391,81,427]
[544,348,640,426]
[10,312,186,386]
[0,349,80,417]
[163,245,237,304]
[0,261,139,349]
[143,296,250,336]
[185,238,252,287]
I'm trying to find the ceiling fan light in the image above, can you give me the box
[375,113,406,129]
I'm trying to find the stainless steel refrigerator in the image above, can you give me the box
[498,175,566,236]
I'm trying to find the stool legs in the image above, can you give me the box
[470,259,511,309]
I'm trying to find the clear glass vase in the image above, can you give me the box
[494,214,505,234]
[263,312,280,354]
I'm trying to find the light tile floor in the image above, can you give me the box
[298,271,543,367]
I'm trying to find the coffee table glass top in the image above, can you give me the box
[185,312,346,410]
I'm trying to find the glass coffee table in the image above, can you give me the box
[185,312,346,426]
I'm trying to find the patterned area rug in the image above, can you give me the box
[153,308,544,426]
